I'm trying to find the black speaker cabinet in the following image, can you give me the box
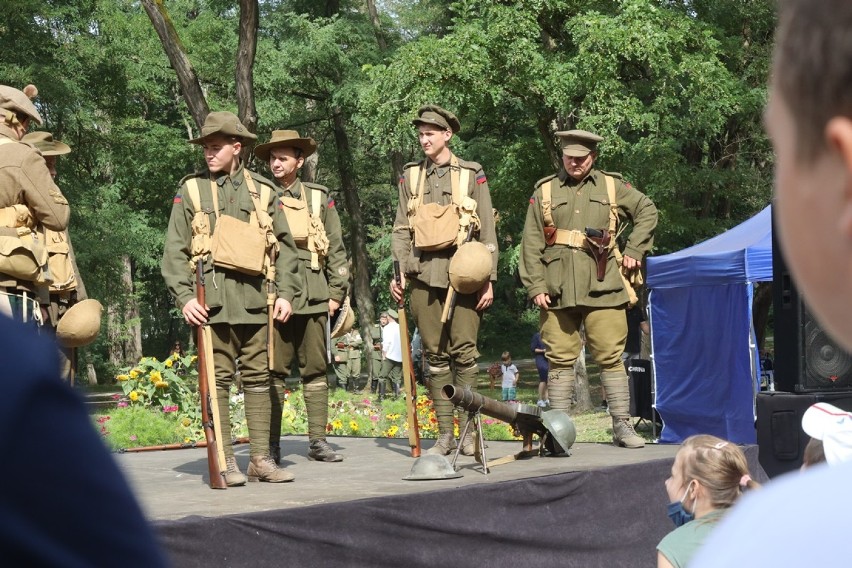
[757,391,852,477]
[627,358,654,421]
[772,211,852,392]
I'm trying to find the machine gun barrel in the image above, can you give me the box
[441,384,518,423]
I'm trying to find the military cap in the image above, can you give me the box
[386,308,399,320]
[0,84,42,125]
[556,129,603,157]
[254,129,317,161]
[411,105,461,134]
[188,111,256,144]
[22,131,71,156]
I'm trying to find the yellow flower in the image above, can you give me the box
[116,374,129,382]
[349,421,359,431]
[181,418,191,427]
[332,419,343,430]
[387,425,399,437]
[129,369,140,379]
[149,370,162,382]
[171,352,180,361]
[154,380,168,389]
[164,358,174,368]
[129,391,139,401]
[190,355,198,363]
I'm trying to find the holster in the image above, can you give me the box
[586,231,611,282]
[543,226,557,246]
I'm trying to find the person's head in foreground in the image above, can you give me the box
[766,0,852,351]
[657,435,758,568]
[801,402,852,468]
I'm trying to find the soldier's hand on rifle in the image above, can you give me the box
[183,298,209,326]
[390,273,406,303]
[622,254,641,271]
[533,293,551,311]
[475,281,494,311]
[328,298,341,315]
[273,297,293,323]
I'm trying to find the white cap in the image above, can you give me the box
[802,403,852,466]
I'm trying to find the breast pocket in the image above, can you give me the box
[587,194,613,231]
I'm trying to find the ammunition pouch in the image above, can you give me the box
[411,202,459,251]
[585,231,611,282]
[210,214,268,276]
[279,196,310,247]
[0,228,51,283]
[0,204,35,230]
[46,229,76,292]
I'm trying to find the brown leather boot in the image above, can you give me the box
[612,417,645,448]
[308,439,344,462]
[458,426,476,456]
[247,455,295,482]
[425,432,457,456]
[224,457,247,487]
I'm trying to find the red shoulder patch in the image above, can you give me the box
[529,196,536,204]
[173,194,182,204]
[625,182,632,188]
[328,198,335,209]
[399,176,405,184]
[476,174,487,185]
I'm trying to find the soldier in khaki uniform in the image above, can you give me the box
[341,326,363,391]
[0,85,70,324]
[255,130,350,464]
[162,112,300,484]
[21,131,87,382]
[519,130,657,449]
[366,313,386,393]
[390,105,498,456]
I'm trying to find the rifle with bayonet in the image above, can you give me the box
[196,259,228,489]
[394,260,421,457]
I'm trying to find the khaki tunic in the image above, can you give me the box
[0,125,70,292]
[391,155,498,287]
[519,168,657,309]
[161,166,301,325]
[276,180,349,315]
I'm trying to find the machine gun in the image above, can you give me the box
[441,384,576,473]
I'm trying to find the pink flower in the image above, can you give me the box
[129,435,137,441]
[112,394,121,400]
[370,415,379,422]
[117,401,128,408]
[162,405,178,413]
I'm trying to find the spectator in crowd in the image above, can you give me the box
[657,435,759,568]
[531,332,549,407]
[801,402,852,467]
[499,351,519,402]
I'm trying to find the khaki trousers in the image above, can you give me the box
[540,306,627,373]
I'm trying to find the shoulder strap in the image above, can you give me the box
[185,177,220,220]
[449,155,470,204]
[541,178,557,227]
[406,163,427,215]
[604,175,618,234]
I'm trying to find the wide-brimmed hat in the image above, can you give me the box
[0,84,42,125]
[254,130,317,161]
[188,111,256,144]
[22,131,71,156]
[330,296,355,339]
[802,402,852,466]
[412,105,460,134]
[556,129,603,157]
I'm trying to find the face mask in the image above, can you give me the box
[666,481,695,527]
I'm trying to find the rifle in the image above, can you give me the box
[440,224,475,323]
[394,260,421,457]
[266,250,277,371]
[196,259,228,489]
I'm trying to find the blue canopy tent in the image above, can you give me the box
[645,205,773,444]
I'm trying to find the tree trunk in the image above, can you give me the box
[330,109,375,335]
[141,0,209,130]
[365,0,387,50]
[107,255,142,372]
[573,346,594,412]
[236,0,259,140]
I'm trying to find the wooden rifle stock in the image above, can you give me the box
[196,259,228,489]
[394,261,421,457]
[266,249,277,371]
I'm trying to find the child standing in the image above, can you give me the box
[500,351,519,402]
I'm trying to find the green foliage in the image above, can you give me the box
[115,354,198,410]
[94,406,189,450]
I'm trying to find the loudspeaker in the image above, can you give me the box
[772,211,852,392]
[756,391,852,477]
[627,358,654,421]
